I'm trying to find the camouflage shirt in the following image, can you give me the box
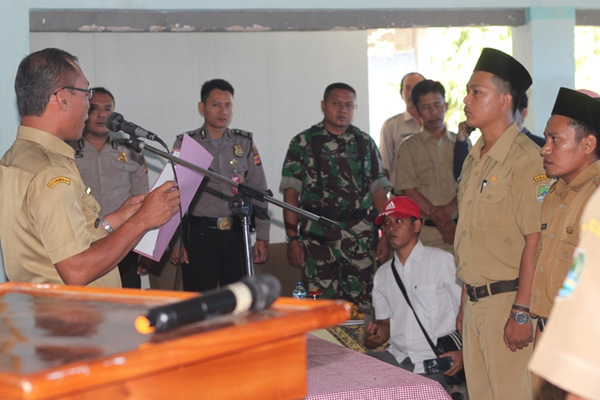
[280,121,390,218]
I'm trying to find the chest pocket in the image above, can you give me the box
[109,158,139,172]
[474,182,509,230]
[413,162,434,190]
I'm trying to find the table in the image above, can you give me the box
[306,335,451,400]
[0,283,349,400]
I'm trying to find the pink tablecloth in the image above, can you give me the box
[306,335,451,400]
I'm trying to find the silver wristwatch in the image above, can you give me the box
[510,311,531,325]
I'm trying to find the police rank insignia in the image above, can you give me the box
[234,144,244,157]
[47,177,71,188]
[252,146,262,166]
[118,152,128,163]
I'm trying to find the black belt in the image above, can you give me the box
[302,206,368,222]
[466,279,519,302]
[423,218,458,227]
[189,216,240,231]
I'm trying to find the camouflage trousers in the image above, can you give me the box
[300,218,376,305]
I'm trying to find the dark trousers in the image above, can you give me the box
[118,250,141,288]
[181,222,246,292]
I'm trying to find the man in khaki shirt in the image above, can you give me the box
[0,48,180,287]
[380,72,424,185]
[529,88,600,400]
[529,187,600,400]
[454,48,550,400]
[395,80,465,253]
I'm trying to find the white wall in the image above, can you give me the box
[30,31,369,242]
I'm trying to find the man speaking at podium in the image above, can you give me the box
[0,48,180,288]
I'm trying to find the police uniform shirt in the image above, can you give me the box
[173,126,270,241]
[530,160,600,318]
[379,111,422,184]
[73,136,148,216]
[394,127,459,219]
[529,187,600,400]
[0,127,121,288]
[455,123,549,285]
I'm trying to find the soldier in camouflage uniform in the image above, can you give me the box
[280,82,391,305]
[170,79,270,292]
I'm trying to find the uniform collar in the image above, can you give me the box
[403,110,416,123]
[470,123,520,164]
[417,126,454,143]
[198,124,230,140]
[17,126,76,159]
[553,160,600,194]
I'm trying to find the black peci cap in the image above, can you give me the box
[474,48,532,96]
[552,87,600,134]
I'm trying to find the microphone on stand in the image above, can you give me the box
[105,112,160,141]
[135,274,281,334]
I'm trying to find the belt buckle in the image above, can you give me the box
[467,285,478,302]
[217,217,232,231]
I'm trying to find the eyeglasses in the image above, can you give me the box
[54,86,95,100]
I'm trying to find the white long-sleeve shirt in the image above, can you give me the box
[372,241,462,373]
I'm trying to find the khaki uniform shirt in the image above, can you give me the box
[173,126,270,241]
[455,124,549,285]
[530,161,600,318]
[379,111,422,185]
[529,188,600,400]
[71,136,149,216]
[394,128,458,219]
[0,127,121,287]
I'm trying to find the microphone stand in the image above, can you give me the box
[127,137,338,277]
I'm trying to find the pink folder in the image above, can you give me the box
[134,134,213,261]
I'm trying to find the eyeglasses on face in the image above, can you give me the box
[54,86,95,100]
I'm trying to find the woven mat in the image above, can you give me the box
[326,325,388,354]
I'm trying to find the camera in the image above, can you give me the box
[423,356,454,374]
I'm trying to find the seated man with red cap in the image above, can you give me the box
[364,196,464,396]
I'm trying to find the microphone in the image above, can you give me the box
[105,112,159,141]
[135,274,281,334]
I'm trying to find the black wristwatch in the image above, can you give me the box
[510,311,531,325]
[285,235,299,244]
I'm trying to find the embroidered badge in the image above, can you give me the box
[582,217,600,238]
[533,174,549,182]
[558,248,585,297]
[47,177,71,188]
[536,184,550,203]
[234,144,244,158]
[118,152,128,163]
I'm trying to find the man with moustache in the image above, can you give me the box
[529,88,600,400]
[281,82,390,305]
[395,80,466,253]
[454,48,550,399]
[0,48,180,287]
[169,79,270,292]
[380,72,425,184]
[364,196,463,394]
[70,87,149,288]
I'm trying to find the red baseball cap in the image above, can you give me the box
[375,196,421,226]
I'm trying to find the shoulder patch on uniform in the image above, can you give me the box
[233,129,252,139]
[47,176,71,188]
[558,248,585,297]
[536,184,550,203]
[533,174,549,182]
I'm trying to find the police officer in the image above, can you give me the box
[529,88,600,400]
[169,79,270,292]
[280,82,391,305]
[71,87,149,288]
[454,48,550,400]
